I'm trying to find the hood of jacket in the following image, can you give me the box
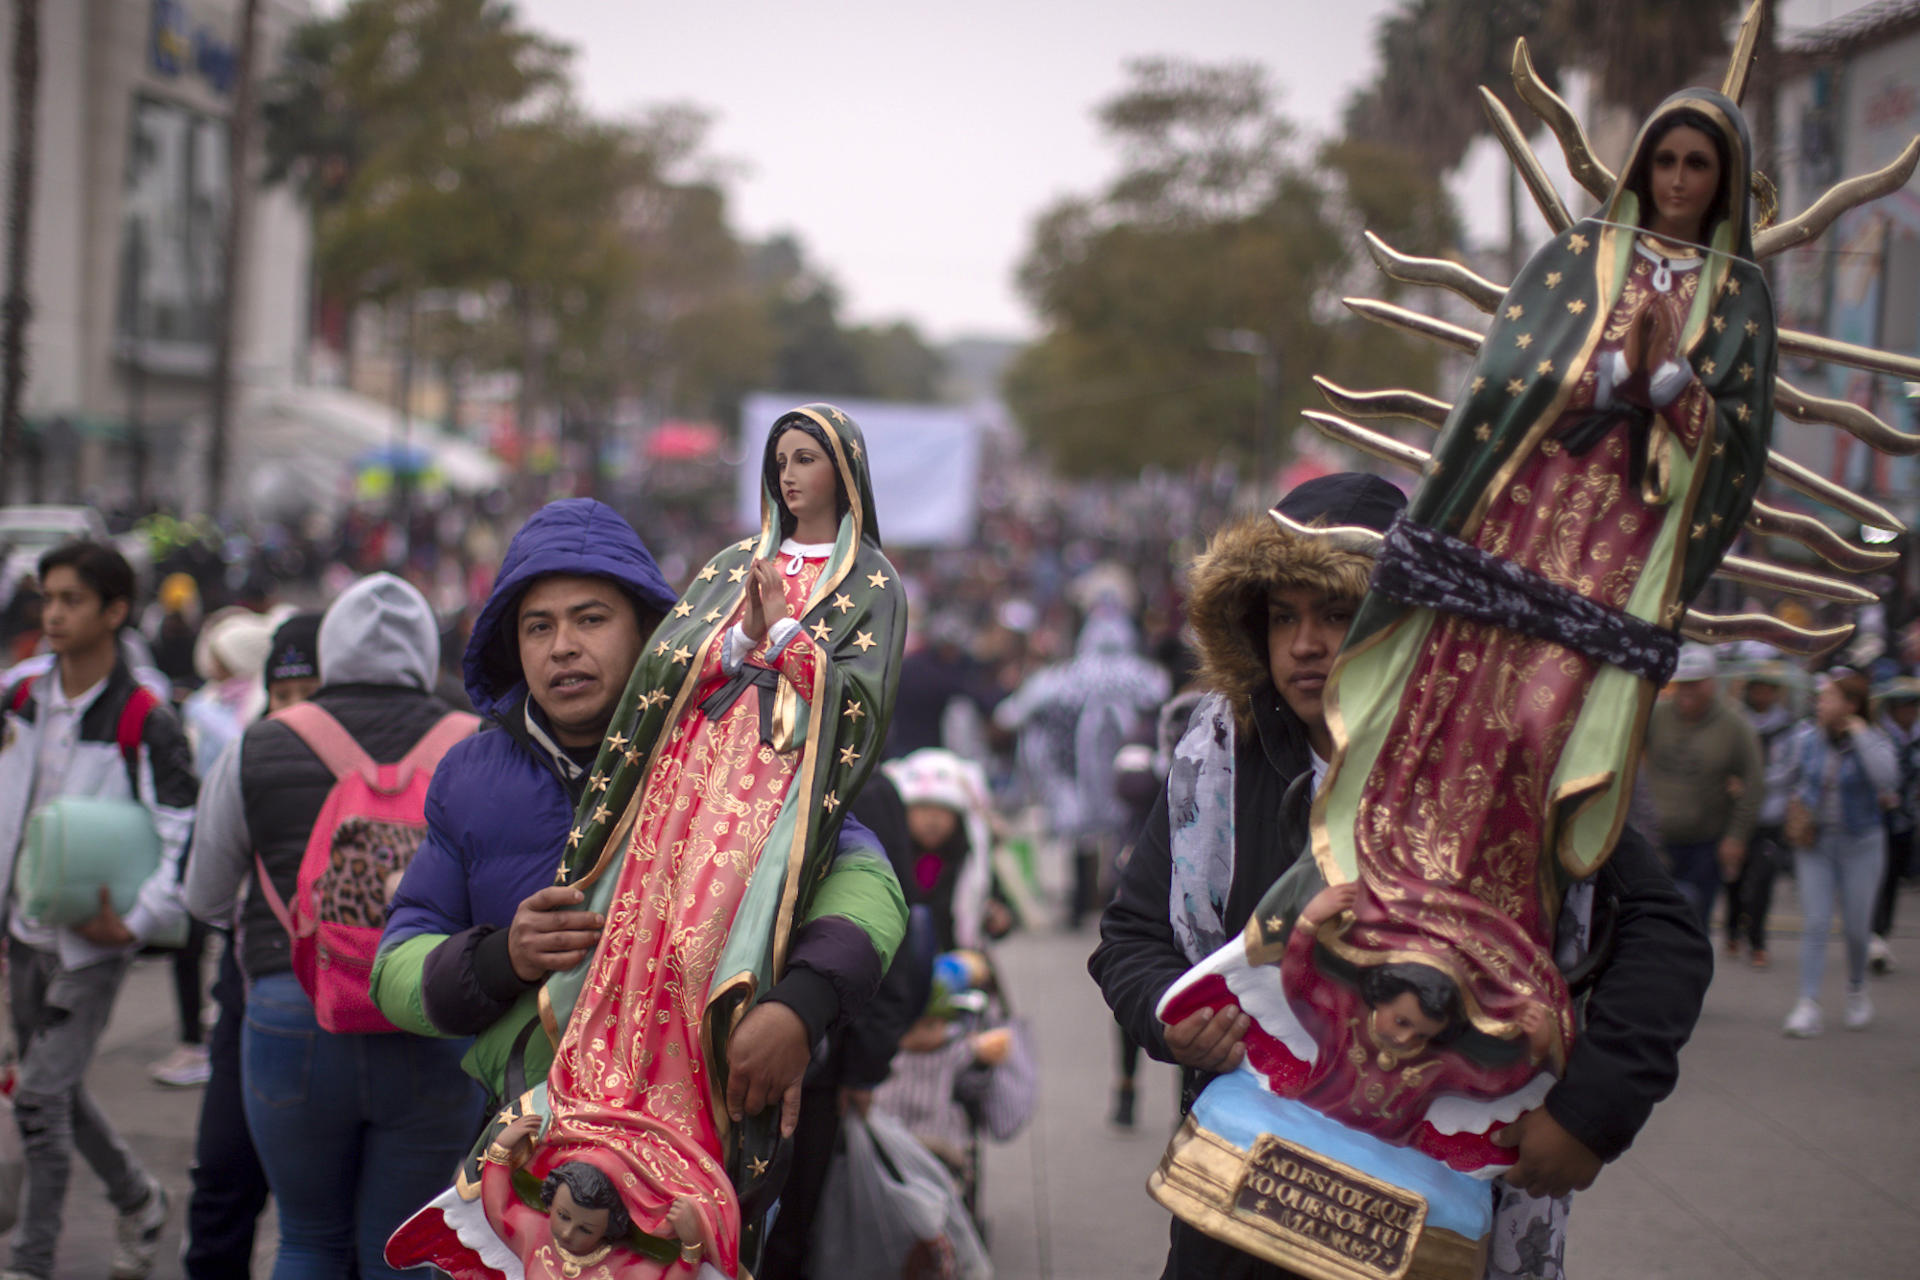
[318,572,440,692]
[1186,511,1380,738]
[463,499,678,722]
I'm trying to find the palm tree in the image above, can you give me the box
[1554,0,1743,120]
[1,0,40,503]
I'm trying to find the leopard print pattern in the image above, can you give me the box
[315,818,425,928]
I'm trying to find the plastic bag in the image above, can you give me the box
[810,1111,991,1280]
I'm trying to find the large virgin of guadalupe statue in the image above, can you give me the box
[1152,88,1786,1280]
[390,405,906,1280]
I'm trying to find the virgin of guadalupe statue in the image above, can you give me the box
[390,405,906,1280]
[1150,88,1782,1280]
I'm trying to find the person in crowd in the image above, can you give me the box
[184,575,483,1278]
[0,541,195,1280]
[383,408,907,1276]
[995,601,1168,929]
[181,611,321,1280]
[1870,675,1920,974]
[761,772,936,1280]
[153,608,280,1092]
[1779,668,1898,1037]
[871,949,1035,1212]
[884,613,1000,760]
[1731,661,1800,969]
[1090,475,1713,1280]
[883,747,1014,953]
[145,571,202,698]
[1644,645,1764,928]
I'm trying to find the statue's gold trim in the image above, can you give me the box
[1149,1116,1486,1280]
[1755,136,1919,260]
[1681,608,1854,656]
[1362,233,1502,314]
[1314,375,1451,431]
[1766,453,1907,532]
[1722,0,1767,105]
[1714,554,1877,604]
[1778,325,1920,382]
[1511,39,1613,203]
[1479,88,1571,232]
[1776,375,1920,455]
[1746,501,1899,574]
[1302,412,1432,474]
[1343,298,1486,355]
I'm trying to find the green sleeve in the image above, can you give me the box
[369,933,446,1037]
[803,848,909,971]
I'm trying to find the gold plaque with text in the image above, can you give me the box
[1230,1134,1429,1280]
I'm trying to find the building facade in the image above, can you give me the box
[0,0,312,510]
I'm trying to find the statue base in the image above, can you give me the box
[1148,1072,1490,1280]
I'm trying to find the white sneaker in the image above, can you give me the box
[1783,998,1823,1038]
[110,1180,167,1280]
[1868,934,1895,975]
[1845,987,1874,1031]
[148,1044,210,1088]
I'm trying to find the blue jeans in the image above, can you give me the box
[1665,840,1723,929]
[1795,829,1886,1002]
[242,971,482,1280]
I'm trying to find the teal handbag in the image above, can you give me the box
[15,796,164,929]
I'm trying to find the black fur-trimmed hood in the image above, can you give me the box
[1186,513,1379,737]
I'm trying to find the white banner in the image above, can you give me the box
[737,394,983,547]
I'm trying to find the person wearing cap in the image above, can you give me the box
[1644,644,1764,929]
[1091,475,1711,1280]
[180,611,320,1280]
[1730,661,1800,968]
[1870,675,1920,974]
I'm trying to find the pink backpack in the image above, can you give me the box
[254,702,478,1033]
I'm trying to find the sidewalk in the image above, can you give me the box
[981,879,1920,1279]
[27,880,1920,1278]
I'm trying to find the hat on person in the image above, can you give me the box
[1745,659,1794,687]
[264,612,323,690]
[1184,473,1408,737]
[1875,674,1920,703]
[1671,643,1718,683]
[193,608,277,684]
[1269,473,1407,551]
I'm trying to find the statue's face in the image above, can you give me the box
[774,428,839,533]
[548,1182,612,1256]
[1648,124,1721,241]
[1369,991,1446,1056]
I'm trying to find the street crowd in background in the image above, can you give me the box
[0,460,1913,1280]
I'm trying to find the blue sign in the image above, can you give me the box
[149,0,237,96]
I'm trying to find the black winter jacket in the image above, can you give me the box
[1089,697,1711,1165]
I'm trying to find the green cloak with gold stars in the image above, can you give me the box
[447,403,905,1248]
[1316,88,1777,892]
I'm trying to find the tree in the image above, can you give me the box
[1006,59,1453,478]
[1,0,39,502]
[1553,0,1742,121]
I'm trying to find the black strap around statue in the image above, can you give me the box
[699,662,783,746]
[1371,514,1681,685]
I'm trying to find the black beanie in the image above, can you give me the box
[264,612,324,690]
[1271,473,1406,535]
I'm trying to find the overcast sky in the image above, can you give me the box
[499,1,1867,343]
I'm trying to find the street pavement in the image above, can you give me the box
[26,877,1920,1278]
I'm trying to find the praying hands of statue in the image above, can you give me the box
[1621,303,1679,394]
[741,558,793,644]
[496,1112,544,1164]
[725,1000,809,1137]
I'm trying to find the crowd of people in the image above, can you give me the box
[0,449,1912,1280]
